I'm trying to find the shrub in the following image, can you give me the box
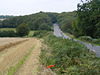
[40,34,100,75]
[79,36,93,42]
[16,23,30,37]
[0,30,17,37]
[38,23,51,31]
[92,39,100,45]
[33,30,50,38]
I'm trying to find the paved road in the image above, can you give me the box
[53,24,100,57]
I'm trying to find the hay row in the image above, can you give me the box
[0,39,29,52]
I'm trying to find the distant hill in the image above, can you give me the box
[0,12,76,31]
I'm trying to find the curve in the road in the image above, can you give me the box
[53,24,100,57]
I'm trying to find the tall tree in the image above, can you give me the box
[16,23,30,37]
[73,0,100,38]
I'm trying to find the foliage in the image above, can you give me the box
[73,0,100,38]
[46,12,58,23]
[28,31,34,37]
[79,36,100,45]
[16,23,30,37]
[0,30,17,37]
[38,23,51,30]
[29,12,52,30]
[57,12,77,34]
[79,36,93,42]
[0,12,77,32]
[0,12,53,30]
[40,34,100,75]
[33,30,50,38]
[92,39,100,45]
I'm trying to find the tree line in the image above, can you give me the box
[0,12,76,31]
[0,0,99,38]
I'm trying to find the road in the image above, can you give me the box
[53,24,100,57]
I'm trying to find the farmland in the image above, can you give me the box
[0,28,15,31]
[0,38,41,75]
[0,38,27,46]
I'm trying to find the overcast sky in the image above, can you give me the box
[0,0,80,16]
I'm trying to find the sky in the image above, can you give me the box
[0,0,81,16]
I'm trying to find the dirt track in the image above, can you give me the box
[0,38,41,75]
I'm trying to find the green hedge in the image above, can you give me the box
[0,30,17,37]
[33,30,51,38]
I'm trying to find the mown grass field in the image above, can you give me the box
[0,28,16,31]
[0,38,41,75]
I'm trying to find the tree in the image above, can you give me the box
[73,0,100,38]
[16,23,30,37]
[38,23,51,30]
[57,12,77,34]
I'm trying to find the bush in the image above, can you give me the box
[40,34,100,75]
[79,36,93,42]
[92,39,100,45]
[33,30,50,38]
[38,23,51,31]
[0,30,17,37]
[16,23,30,37]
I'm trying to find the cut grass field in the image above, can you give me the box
[0,38,29,52]
[0,28,15,31]
[0,38,41,75]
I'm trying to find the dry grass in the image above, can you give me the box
[0,38,36,75]
[0,38,29,52]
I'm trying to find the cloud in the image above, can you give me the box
[0,0,80,15]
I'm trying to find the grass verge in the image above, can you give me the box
[40,33,100,75]
[65,32,100,46]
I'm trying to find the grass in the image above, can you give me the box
[78,36,100,46]
[65,32,75,38]
[40,33,100,75]
[33,30,51,38]
[7,45,34,75]
[28,31,34,37]
[0,28,16,31]
[65,32,100,46]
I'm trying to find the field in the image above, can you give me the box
[0,38,41,75]
[0,28,34,37]
[0,38,27,46]
[0,28,15,31]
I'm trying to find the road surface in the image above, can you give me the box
[53,24,100,57]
